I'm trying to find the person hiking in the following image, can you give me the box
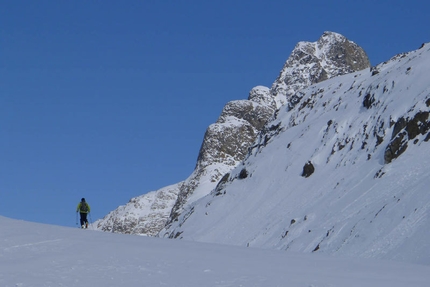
[76,198,91,228]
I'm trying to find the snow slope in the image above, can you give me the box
[95,32,370,236]
[161,44,430,265]
[1,216,429,287]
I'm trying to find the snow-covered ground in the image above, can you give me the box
[1,216,429,287]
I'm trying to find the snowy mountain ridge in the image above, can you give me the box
[93,183,181,236]
[161,42,430,264]
[95,33,430,265]
[95,31,371,236]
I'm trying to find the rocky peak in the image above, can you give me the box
[96,32,371,236]
[271,31,370,108]
[165,33,370,228]
[160,43,430,264]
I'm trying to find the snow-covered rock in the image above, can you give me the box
[161,42,430,265]
[165,31,370,228]
[94,183,181,236]
[97,32,372,240]
[271,31,370,108]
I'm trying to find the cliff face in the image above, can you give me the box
[95,32,371,236]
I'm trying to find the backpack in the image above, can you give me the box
[80,202,88,212]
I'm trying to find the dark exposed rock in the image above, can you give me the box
[312,244,320,252]
[363,93,375,109]
[302,161,315,178]
[385,112,430,163]
[371,67,380,76]
[215,173,230,196]
[392,117,407,138]
[173,231,183,239]
[405,112,430,139]
[238,168,249,179]
[384,131,408,164]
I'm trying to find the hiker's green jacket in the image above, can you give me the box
[76,202,91,213]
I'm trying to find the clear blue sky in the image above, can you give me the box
[1,1,429,227]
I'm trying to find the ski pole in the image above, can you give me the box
[75,212,78,227]
[89,213,93,229]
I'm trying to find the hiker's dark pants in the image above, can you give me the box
[79,213,88,226]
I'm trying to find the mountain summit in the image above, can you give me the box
[271,31,370,108]
[94,34,430,265]
[95,32,371,236]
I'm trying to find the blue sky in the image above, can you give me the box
[1,1,429,227]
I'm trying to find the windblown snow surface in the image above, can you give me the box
[1,216,429,287]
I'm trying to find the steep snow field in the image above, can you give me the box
[1,216,429,287]
[162,44,430,264]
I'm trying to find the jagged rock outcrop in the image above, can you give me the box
[94,183,181,236]
[165,31,370,228]
[248,86,277,110]
[167,97,275,224]
[271,31,370,108]
[96,31,371,236]
[384,111,430,163]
